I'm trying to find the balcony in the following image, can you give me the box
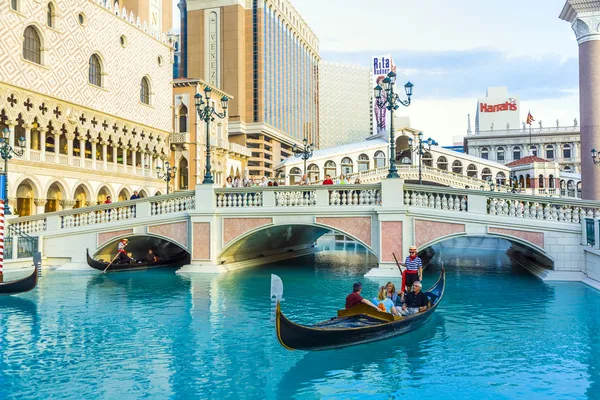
[170,132,189,144]
[229,143,252,157]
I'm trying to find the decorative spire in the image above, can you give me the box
[467,114,472,135]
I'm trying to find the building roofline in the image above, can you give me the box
[173,78,234,100]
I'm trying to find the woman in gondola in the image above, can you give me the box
[372,286,400,316]
[385,282,399,305]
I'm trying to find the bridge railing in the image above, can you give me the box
[214,184,383,208]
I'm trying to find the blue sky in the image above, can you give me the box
[173,0,579,144]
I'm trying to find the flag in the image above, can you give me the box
[526,111,535,125]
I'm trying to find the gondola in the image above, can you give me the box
[86,249,189,272]
[0,265,38,295]
[275,268,445,351]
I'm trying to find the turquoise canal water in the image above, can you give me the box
[0,246,599,399]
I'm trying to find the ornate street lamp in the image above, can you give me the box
[195,87,229,184]
[156,160,177,194]
[0,128,25,215]
[408,132,437,185]
[374,72,413,178]
[508,172,521,193]
[293,137,314,175]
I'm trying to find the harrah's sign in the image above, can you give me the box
[480,98,518,113]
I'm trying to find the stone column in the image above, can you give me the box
[132,150,137,175]
[24,125,31,160]
[102,142,108,170]
[39,129,47,162]
[149,153,154,178]
[66,132,74,166]
[561,3,600,199]
[79,137,85,167]
[112,145,118,170]
[91,140,97,170]
[54,132,60,164]
[34,198,47,215]
[59,199,77,210]
[6,121,15,148]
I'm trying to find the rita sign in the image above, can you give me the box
[479,98,518,113]
[372,55,396,134]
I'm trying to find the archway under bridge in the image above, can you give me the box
[218,223,376,265]
[418,235,554,274]
[93,235,190,264]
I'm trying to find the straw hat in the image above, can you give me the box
[409,245,417,251]
[121,238,129,243]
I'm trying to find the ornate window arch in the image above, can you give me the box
[140,77,151,105]
[512,146,521,161]
[374,151,386,168]
[341,157,353,174]
[452,160,463,174]
[563,144,572,159]
[89,54,103,87]
[324,160,336,177]
[178,104,188,133]
[436,156,448,171]
[481,148,489,160]
[545,145,554,159]
[357,154,369,172]
[482,168,492,181]
[496,147,505,162]
[23,26,42,65]
[47,2,56,28]
[467,164,477,178]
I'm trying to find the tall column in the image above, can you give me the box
[24,125,31,160]
[561,3,600,199]
[132,150,137,176]
[102,142,108,170]
[91,140,97,170]
[112,145,118,171]
[66,133,74,166]
[149,153,154,178]
[39,129,47,162]
[54,132,60,164]
[79,137,85,167]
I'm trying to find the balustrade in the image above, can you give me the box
[486,195,600,224]
[404,188,468,212]
[151,195,195,215]
[275,190,316,207]
[9,218,47,234]
[329,187,382,206]
[61,205,136,228]
[216,190,263,208]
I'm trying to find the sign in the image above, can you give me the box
[0,174,6,201]
[475,87,520,132]
[479,99,518,113]
[372,55,396,135]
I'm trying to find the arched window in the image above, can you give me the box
[357,154,369,172]
[179,158,189,189]
[496,147,505,162]
[11,0,18,11]
[482,168,492,181]
[422,152,433,167]
[341,157,353,174]
[466,164,477,178]
[546,145,554,159]
[307,164,319,181]
[324,160,336,177]
[452,160,463,174]
[539,174,545,188]
[563,144,571,159]
[47,3,55,27]
[530,146,538,157]
[513,146,521,161]
[436,156,448,171]
[23,26,42,64]
[89,54,102,87]
[374,151,386,168]
[549,174,555,189]
[496,172,506,185]
[289,167,302,185]
[563,166,573,173]
[178,105,188,133]
[140,77,150,104]
[481,148,489,160]
[45,133,55,153]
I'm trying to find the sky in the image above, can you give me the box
[172,0,579,145]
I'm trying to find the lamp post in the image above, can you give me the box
[194,87,229,184]
[156,160,177,194]
[374,72,413,178]
[0,128,25,215]
[408,132,437,185]
[293,137,314,175]
[508,172,521,193]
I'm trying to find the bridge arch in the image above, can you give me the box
[218,222,376,265]
[94,233,191,261]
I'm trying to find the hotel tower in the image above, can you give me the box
[182,0,320,178]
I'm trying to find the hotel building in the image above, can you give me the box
[182,0,320,178]
[0,0,173,216]
[319,62,371,149]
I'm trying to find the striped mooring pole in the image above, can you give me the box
[0,199,4,283]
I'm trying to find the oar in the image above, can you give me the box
[102,253,120,274]
[392,252,404,273]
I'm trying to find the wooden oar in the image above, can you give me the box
[392,252,404,273]
[102,253,120,274]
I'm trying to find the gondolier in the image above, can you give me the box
[398,245,423,294]
[117,238,131,264]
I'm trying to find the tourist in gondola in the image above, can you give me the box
[345,282,382,311]
[397,245,423,295]
[396,281,429,316]
[144,249,159,263]
[385,282,399,305]
[372,286,400,315]
[117,238,132,264]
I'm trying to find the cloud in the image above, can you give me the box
[322,49,578,101]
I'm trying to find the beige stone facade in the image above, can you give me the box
[0,0,174,216]
[172,78,251,189]
[184,0,320,179]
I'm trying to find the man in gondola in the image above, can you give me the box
[345,282,382,311]
[117,238,132,264]
[397,245,423,297]
[396,281,429,316]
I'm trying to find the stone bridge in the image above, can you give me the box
[6,181,596,279]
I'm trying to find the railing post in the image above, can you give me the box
[315,187,329,206]
[12,236,18,259]
[136,201,151,218]
[263,190,275,207]
[46,214,61,231]
[467,193,488,214]
[194,184,217,212]
[381,179,404,208]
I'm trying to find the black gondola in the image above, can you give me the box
[275,268,445,351]
[86,249,189,272]
[0,266,38,295]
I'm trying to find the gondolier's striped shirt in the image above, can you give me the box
[405,256,422,271]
